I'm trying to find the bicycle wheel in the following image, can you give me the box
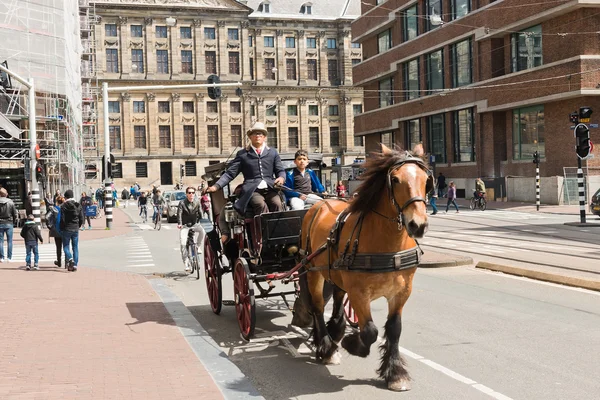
[156,215,161,230]
[479,198,487,211]
[469,198,476,210]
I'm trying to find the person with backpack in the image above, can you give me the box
[0,187,18,263]
[60,189,84,271]
[80,192,93,230]
[20,214,43,270]
[46,196,65,268]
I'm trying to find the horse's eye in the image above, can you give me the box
[391,176,400,184]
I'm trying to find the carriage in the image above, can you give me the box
[201,152,332,340]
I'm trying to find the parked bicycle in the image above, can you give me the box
[469,193,487,211]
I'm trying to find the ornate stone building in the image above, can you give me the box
[86,0,363,189]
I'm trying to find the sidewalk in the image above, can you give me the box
[453,198,599,217]
[0,265,226,400]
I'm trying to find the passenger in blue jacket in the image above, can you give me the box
[284,150,325,210]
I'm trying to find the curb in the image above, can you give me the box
[563,222,600,227]
[419,256,473,268]
[476,261,600,292]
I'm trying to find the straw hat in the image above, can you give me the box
[246,121,268,136]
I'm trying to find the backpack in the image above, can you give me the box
[45,207,57,231]
[0,201,8,220]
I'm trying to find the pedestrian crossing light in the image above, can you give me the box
[180,164,185,178]
[532,151,540,164]
[207,74,221,100]
[575,123,592,160]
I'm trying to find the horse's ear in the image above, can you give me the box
[412,143,424,157]
[381,143,393,155]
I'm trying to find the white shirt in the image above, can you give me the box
[252,143,268,189]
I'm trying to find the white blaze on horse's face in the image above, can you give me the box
[392,163,429,239]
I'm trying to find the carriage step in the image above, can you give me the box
[223,300,236,306]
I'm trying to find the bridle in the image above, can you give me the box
[372,155,432,231]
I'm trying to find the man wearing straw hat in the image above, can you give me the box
[205,121,286,215]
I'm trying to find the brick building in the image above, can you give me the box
[352,0,600,200]
[86,0,363,190]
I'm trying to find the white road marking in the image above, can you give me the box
[126,263,155,267]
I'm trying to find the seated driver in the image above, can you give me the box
[284,149,326,210]
[204,121,286,216]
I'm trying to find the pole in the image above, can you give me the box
[577,158,586,223]
[535,162,540,211]
[28,78,40,226]
[102,82,112,229]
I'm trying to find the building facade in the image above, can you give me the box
[85,0,364,191]
[352,0,600,201]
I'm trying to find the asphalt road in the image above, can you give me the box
[82,204,600,400]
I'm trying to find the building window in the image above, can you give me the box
[267,127,278,148]
[351,42,361,48]
[451,0,471,20]
[109,126,121,150]
[258,2,271,13]
[288,105,298,116]
[353,104,363,115]
[352,58,361,66]
[426,49,444,94]
[402,5,418,42]
[286,59,297,80]
[264,36,274,47]
[425,0,443,32]
[158,101,170,113]
[377,29,392,53]
[427,114,446,163]
[134,126,146,148]
[354,136,364,147]
[108,101,120,113]
[133,101,145,113]
[327,38,337,49]
[205,51,217,74]
[156,26,167,38]
[403,58,419,101]
[184,125,195,148]
[180,26,192,39]
[327,59,338,83]
[266,106,277,116]
[131,49,144,73]
[381,132,393,148]
[136,162,148,178]
[159,126,171,148]
[249,58,254,79]
[231,125,242,147]
[229,52,240,74]
[183,101,194,113]
[308,105,319,116]
[207,101,218,113]
[207,125,219,147]
[106,49,119,73]
[248,35,253,47]
[230,101,241,113]
[204,27,216,39]
[286,37,295,48]
[306,38,316,48]
[185,161,197,177]
[228,28,239,41]
[250,104,256,117]
[105,24,117,37]
[307,59,317,80]
[264,58,275,79]
[406,119,421,150]
[511,25,542,72]
[379,77,394,108]
[453,108,475,162]
[330,127,340,147]
[300,4,312,14]
[112,163,123,179]
[131,25,143,38]
[309,127,319,148]
[329,105,339,116]
[157,50,169,74]
[513,105,544,160]
[451,39,472,88]
[288,127,299,148]
[181,50,193,74]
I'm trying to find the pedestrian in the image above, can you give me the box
[46,196,64,268]
[429,191,438,215]
[95,187,104,210]
[0,187,18,263]
[20,214,43,270]
[437,172,446,198]
[44,191,53,208]
[336,180,346,198]
[79,192,93,230]
[53,189,61,205]
[25,191,33,216]
[60,189,84,271]
[129,185,135,200]
[445,181,459,213]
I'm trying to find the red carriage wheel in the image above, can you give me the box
[204,238,222,315]
[343,294,359,328]
[234,258,255,341]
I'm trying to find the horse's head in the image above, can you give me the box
[384,144,432,239]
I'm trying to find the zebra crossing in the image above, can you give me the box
[133,223,174,230]
[123,236,155,268]
[5,243,58,264]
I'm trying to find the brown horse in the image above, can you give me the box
[297,144,432,391]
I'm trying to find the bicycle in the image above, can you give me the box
[140,205,148,223]
[186,227,200,279]
[469,194,487,211]
[153,206,163,230]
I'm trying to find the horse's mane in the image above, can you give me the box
[348,146,427,214]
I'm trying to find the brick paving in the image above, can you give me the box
[0,265,224,400]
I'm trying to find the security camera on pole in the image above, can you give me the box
[570,107,593,224]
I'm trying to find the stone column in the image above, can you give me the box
[146,19,156,76]
[193,19,202,80]
[320,98,331,153]
[241,21,251,82]
[297,30,306,84]
[275,29,283,84]
[299,97,308,150]
[121,92,132,154]
[147,93,157,155]
[340,95,353,150]
[217,20,227,77]
[219,94,228,154]
[254,29,264,81]
[317,31,327,86]
[172,93,182,155]
[196,93,207,154]
[117,17,129,78]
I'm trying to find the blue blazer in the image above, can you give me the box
[284,168,325,200]
[215,146,286,214]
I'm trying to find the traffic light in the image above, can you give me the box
[579,106,593,121]
[207,74,221,100]
[532,151,540,164]
[35,162,46,187]
[575,123,592,160]
[102,153,116,180]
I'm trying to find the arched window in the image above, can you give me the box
[300,2,312,15]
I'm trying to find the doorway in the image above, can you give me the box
[160,162,172,185]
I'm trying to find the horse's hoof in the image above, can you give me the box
[388,379,411,391]
[323,351,342,365]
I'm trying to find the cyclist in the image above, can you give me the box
[177,186,205,272]
[151,189,166,224]
[137,191,148,221]
[474,177,486,202]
